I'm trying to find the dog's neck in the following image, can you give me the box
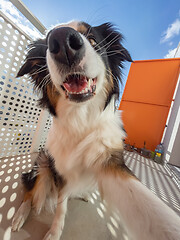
[54,91,113,135]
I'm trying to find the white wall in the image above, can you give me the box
[162,43,180,166]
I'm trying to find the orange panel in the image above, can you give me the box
[119,58,180,151]
[120,101,169,151]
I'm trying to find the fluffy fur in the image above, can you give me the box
[12,21,180,240]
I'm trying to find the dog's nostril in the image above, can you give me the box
[69,33,84,51]
[49,39,60,54]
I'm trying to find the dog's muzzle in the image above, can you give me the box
[48,27,85,67]
[48,27,97,103]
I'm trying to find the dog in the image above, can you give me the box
[12,20,180,240]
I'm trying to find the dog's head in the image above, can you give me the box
[17,21,132,115]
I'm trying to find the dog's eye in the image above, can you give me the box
[88,37,97,47]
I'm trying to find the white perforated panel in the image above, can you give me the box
[0,13,51,158]
[38,115,52,151]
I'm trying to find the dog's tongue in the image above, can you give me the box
[63,75,88,93]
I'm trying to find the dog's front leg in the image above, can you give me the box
[43,196,68,240]
[98,156,180,240]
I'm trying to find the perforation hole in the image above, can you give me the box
[4,36,9,41]
[11,41,16,46]
[7,23,12,29]
[0,47,5,53]
[8,52,12,58]
[18,46,22,51]
[10,193,17,202]
[2,185,9,194]
[5,30,10,35]
[15,56,19,61]
[2,42,7,47]
[10,46,14,52]
[0,17,4,23]
[7,207,15,220]
[13,35,17,41]
[0,198,6,208]
[7,169,12,174]
[12,182,18,189]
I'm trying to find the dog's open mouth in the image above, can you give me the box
[61,74,97,102]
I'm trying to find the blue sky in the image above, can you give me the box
[0,0,180,85]
[21,0,180,60]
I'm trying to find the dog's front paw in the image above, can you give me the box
[12,200,31,231]
[43,229,62,240]
[12,213,25,232]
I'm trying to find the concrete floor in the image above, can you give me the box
[0,151,179,240]
[0,153,128,240]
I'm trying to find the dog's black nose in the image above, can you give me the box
[48,27,85,67]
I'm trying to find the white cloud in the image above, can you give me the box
[0,0,43,39]
[161,18,180,43]
[0,0,22,19]
[164,47,177,58]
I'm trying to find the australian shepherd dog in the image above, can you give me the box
[12,21,180,240]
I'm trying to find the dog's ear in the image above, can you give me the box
[17,38,59,116]
[17,59,33,77]
[95,23,132,109]
[17,38,48,78]
[17,39,48,91]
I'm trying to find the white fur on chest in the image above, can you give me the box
[46,97,125,194]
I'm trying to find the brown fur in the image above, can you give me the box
[102,151,136,179]
[104,68,114,97]
[77,22,89,35]
[46,84,60,113]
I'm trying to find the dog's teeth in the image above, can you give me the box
[66,84,95,95]
[88,79,91,88]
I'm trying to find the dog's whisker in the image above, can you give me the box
[98,34,120,50]
[101,49,128,58]
[101,35,121,52]
[101,49,126,55]
[31,64,48,74]
[85,26,93,38]
[42,79,51,90]
[40,75,50,87]
[37,79,50,92]
[108,51,128,59]
[39,74,51,90]
[37,72,50,86]
[30,67,48,77]
[94,31,114,49]
[96,34,121,53]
